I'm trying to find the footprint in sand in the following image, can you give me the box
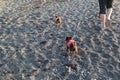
[0,46,6,59]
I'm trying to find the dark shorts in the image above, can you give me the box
[99,0,113,14]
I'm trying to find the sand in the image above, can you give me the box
[0,0,120,80]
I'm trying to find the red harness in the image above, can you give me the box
[66,40,74,48]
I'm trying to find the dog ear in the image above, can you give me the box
[56,16,59,18]
[65,37,67,40]
[66,37,72,41]
[69,37,72,39]
[66,37,70,41]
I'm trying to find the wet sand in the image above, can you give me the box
[0,0,120,80]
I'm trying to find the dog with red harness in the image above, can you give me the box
[66,37,78,57]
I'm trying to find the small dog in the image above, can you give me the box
[66,37,78,56]
[56,16,61,25]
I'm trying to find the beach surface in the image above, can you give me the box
[0,0,120,80]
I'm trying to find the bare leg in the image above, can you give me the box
[99,14,106,28]
[106,8,113,27]
[107,8,113,20]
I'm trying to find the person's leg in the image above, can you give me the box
[98,0,107,28]
[107,8,112,20]
[106,0,113,27]
[99,14,106,28]
[106,0,113,20]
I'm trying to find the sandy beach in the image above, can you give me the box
[0,0,120,80]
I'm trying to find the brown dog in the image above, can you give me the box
[66,37,78,56]
[56,16,61,25]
